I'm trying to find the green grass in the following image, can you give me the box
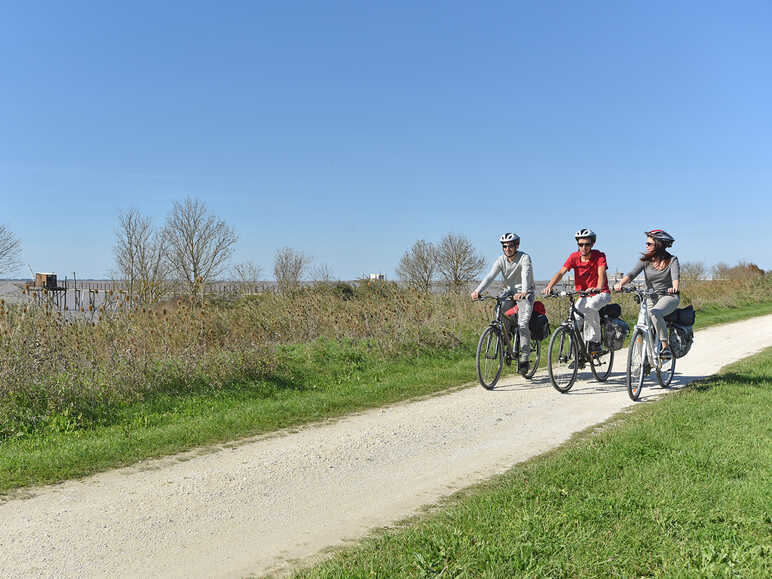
[295,348,772,578]
[0,338,478,492]
[1,302,770,494]
[693,300,772,329]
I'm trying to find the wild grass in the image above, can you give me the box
[0,275,769,492]
[295,348,772,578]
[0,275,769,442]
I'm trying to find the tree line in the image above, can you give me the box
[0,212,767,300]
[114,197,318,301]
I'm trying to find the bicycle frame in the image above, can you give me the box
[480,292,519,361]
[630,287,662,369]
[552,290,593,360]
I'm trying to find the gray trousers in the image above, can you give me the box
[637,294,680,340]
[502,294,533,357]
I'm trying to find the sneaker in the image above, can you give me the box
[518,360,530,375]
[568,356,586,370]
[660,346,672,360]
[588,341,601,355]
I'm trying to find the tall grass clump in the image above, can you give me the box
[0,274,769,440]
[0,284,487,439]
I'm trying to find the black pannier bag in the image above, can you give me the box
[599,303,622,319]
[604,317,630,350]
[664,304,695,326]
[529,313,550,342]
[669,323,694,358]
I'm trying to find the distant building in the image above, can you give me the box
[369,273,385,280]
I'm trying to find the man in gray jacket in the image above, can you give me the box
[471,232,535,374]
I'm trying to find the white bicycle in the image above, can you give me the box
[620,286,677,400]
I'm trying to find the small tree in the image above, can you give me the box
[232,260,263,294]
[680,261,707,282]
[115,209,170,302]
[0,224,22,276]
[712,262,730,280]
[436,233,485,292]
[274,247,311,292]
[311,263,335,284]
[395,239,437,293]
[163,197,238,297]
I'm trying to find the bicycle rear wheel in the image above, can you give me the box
[476,326,504,390]
[590,330,614,382]
[627,329,646,400]
[657,354,675,388]
[525,339,541,379]
[548,326,578,393]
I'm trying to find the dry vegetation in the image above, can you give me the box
[0,273,769,440]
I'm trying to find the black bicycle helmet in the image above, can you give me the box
[645,229,675,247]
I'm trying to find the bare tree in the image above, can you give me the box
[712,262,730,280]
[114,209,170,303]
[0,224,22,276]
[163,197,238,297]
[274,247,311,292]
[233,260,263,284]
[395,239,437,293]
[680,261,707,282]
[232,260,263,294]
[436,233,485,292]
[311,263,335,284]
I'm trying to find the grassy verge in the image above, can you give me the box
[296,348,772,578]
[693,300,772,329]
[1,302,770,494]
[0,339,477,492]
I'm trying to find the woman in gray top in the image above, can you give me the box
[614,230,680,359]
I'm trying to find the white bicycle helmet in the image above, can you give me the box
[499,232,520,244]
[645,229,675,247]
[574,228,596,243]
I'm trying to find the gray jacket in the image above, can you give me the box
[474,251,535,295]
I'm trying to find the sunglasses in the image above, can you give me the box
[646,242,655,247]
[501,244,516,249]
[577,242,592,247]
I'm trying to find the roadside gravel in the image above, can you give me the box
[1,314,770,578]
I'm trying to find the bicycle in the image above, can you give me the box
[619,286,677,401]
[475,290,541,389]
[544,289,615,393]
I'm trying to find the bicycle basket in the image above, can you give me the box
[599,303,622,319]
[604,317,629,350]
[669,323,694,358]
[529,313,550,342]
[664,304,695,326]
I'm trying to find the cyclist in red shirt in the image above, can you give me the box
[542,228,611,355]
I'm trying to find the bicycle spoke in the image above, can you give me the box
[548,326,578,393]
[476,326,503,390]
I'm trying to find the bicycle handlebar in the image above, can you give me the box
[543,289,603,298]
[616,287,679,297]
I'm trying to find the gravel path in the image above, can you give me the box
[1,315,770,578]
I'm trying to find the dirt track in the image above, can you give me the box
[1,315,770,578]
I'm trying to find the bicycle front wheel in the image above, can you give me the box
[476,325,504,390]
[590,338,614,383]
[548,326,578,393]
[627,329,646,400]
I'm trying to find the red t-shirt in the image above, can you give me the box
[563,250,610,293]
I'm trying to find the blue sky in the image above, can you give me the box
[1,1,770,280]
